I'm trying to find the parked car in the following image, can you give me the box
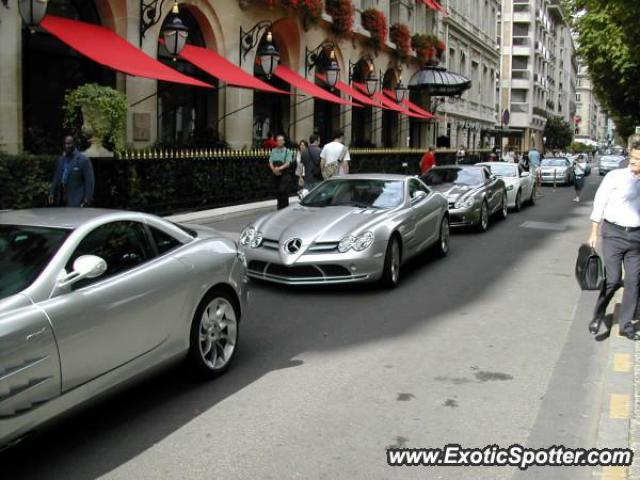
[421,165,508,231]
[598,155,627,176]
[477,162,536,211]
[539,158,575,185]
[0,209,247,448]
[241,174,449,288]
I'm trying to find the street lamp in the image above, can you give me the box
[257,31,280,78]
[240,21,280,78]
[18,0,48,32]
[395,77,409,103]
[140,0,181,45]
[305,41,340,88]
[349,59,378,96]
[162,14,188,60]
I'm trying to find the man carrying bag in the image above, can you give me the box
[320,130,350,180]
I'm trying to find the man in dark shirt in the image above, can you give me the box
[49,135,95,207]
[305,134,323,189]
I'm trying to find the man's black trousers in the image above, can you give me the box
[593,221,640,333]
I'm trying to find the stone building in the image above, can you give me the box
[0,0,477,155]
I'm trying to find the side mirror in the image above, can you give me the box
[58,255,107,288]
[521,172,531,178]
[411,190,428,204]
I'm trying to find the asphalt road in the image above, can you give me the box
[2,173,611,480]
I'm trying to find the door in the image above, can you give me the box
[482,167,501,212]
[408,179,440,250]
[519,164,534,198]
[40,221,190,391]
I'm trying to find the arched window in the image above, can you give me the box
[382,69,399,147]
[157,9,219,147]
[22,0,115,153]
[351,58,374,147]
[313,47,342,146]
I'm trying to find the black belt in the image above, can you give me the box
[604,220,640,232]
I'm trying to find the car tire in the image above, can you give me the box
[514,190,522,212]
[381,236,401,288]
[187,288,240,379]
[434,216,450,258]
[498,193,508,220]
[476,201,490,232]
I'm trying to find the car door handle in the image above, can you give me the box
[26,327,47,341]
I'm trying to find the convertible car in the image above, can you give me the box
[421,166,508,231]
[241,174,449,288]
[477,162,536,211]
[0,209,246,448]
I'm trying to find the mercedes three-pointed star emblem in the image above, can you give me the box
[284,238,302,254]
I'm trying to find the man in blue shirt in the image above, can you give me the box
[528,146,542,195]
[49,135,95,207]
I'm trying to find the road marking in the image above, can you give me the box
[609,394,631,419]
[601,466,627,479]
[613,353,632,373]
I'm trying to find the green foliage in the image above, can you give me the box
[570,141,596,153]
[0,152,55,209]
[544,116,574,150]
[568,0,640,138]
[64,84,128,152]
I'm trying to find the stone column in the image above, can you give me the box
[0,10,22,153]
[222,86,254,149]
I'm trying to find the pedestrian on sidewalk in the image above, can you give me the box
[295,139,322,194]
[455,144,466,165]
[49,135,95,207]
[420,146,437,175]
[307,134,323,188]
[268,134,293,210]
[262,132,278,150]
[528,146,542,196]
[587,134,640,339]
[320,130,350,179]
[573,159,586,202]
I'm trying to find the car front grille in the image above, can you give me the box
[258,239,338,253]
[248,261,352,280]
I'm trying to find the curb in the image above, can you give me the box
[164,196,299,223]
[629,339,640,479]
[594,292,635,480]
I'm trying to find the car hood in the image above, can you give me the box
[253,204,396,244]
[429,183,481,203]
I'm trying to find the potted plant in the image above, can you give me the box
[411,33,446,65]
[390,23,412,59]
[361,8,388,50]
[325,0,355,35]
[64,83,127,157]
[281,0,324,30]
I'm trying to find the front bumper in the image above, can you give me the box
[539,171,570,184]
[243,242,387,285]
[447,204,482,227]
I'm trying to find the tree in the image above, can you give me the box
[568,0,640,138]
[544,117,574,150]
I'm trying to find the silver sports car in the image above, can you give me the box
[0,208,247,448]
[241,174,449,288]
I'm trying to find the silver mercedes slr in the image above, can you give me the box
[241,174,450,287]
[0,208,247,448]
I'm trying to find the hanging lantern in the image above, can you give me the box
[365,63,378,96]
[395,76,409,103]
[163,13,189,60]
[324,50,340,88]
[18,0,49,32]
[258,31,280,78]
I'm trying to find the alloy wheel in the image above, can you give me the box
[198,297,238,370]
[390,240,400,284]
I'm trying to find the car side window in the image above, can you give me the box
[66,221,154,288]
[149,226,182,255]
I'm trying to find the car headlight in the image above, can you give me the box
[506,185,514,191]
[454,197,475,209]
[338,231,374,253]
[240,226,262,248]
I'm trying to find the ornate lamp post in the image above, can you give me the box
[305,41,340,88]
[348,59,378,96]
[140,0,183,45]
[18,0,48,32]
[395,76,408,103]
[162,13,189,60]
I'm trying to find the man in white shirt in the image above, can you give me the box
[587,134,640,339]
[320,130,350,178]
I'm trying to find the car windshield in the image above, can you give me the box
[300,179,404,209]
[602,156,623,163]
[0,225,70,301]
[485,164,517,178]
[423,168,484,186]
[541,159,568,167]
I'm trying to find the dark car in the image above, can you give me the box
[421,166,508,232]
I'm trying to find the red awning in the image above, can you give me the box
[379,90,431,119]
[421,0,449,14]
[333,80,380,107]
[40,15,211,88]
[178,43,288,94]
[274,65,359,107]
[401,99,434,119]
